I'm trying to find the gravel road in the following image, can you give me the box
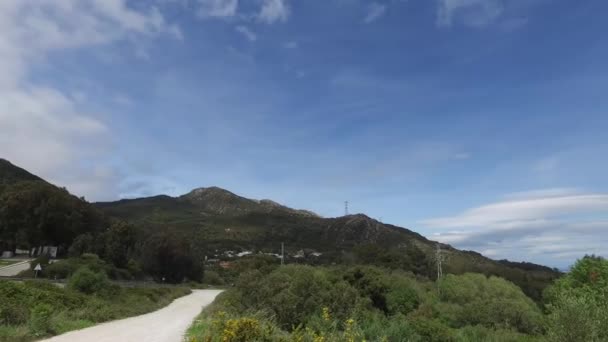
[41,289,223,342]
[0,260,31,276]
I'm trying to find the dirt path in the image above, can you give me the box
[40,289,222,342]
[0,259,31,276]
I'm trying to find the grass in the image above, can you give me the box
[0,280,191,341]
[0,260,19,267]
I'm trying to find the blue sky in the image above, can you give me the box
[1,0,607,268]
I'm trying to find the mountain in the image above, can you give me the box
[0,159,559,300]
[0,158,42,187]
[95,187,319,222]
[181,187,319,217]
[95,186,560,300]
[0,159,105,252]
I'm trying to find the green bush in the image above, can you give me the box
[235,265,361,329]
[68,267,111,294]
[204,270,225,285]
[0,304,29,325]
[545,256,608,342]
[386,282,420,316]
[29,303,53,336]
[437,274,544,334]
[46,261,74,279]
[455,325,540,342]
[409,317,455,342]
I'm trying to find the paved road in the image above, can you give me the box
[0,260,31,276]
[41,290,222,342]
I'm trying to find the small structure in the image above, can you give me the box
[31,246,58,258]
[219,261,234,269]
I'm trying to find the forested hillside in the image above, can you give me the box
[1,159,559,300]
[95,188,559,300]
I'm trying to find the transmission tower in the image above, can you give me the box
[436,243,444,280]
[281,242,284,266]
[344,201,349,216]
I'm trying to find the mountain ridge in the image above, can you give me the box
[0,158,560,300]
[0,158,43,186]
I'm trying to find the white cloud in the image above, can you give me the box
[197,0,238,18]
[0,0,180,200]
[503,188,582,200]
[423,193,608,228]
[437,0,504,28]
[421,189,608,266]
[235,25,257,42]
[258,0,289,24]
[364,2,387,23]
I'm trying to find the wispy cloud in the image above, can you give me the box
[197,0,239,18]
[423,193,608,228]
[258,0,289,24]
[235,25,257,42]
[364,2,387,23]
[0,0,181,200]
[437,0,504,28]
[422,189,608,266]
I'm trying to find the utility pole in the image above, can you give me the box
[344,201,349,216]
[436,243,444,280]
[281,242,284,266]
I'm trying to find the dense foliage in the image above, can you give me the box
[189,264,546,341]
[140,230,204,283]
[0,181,105,253]
[544,255,608,342]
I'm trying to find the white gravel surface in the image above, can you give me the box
[40,289,223,342]
[0,260,31,276]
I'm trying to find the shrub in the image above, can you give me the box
[68,267,111,294]
[544,256,608,342]
[0,304,29,325]
[437,274,544,334]
[204,270,225,285]
[409,317,455,342]
[239,265,360,329]
[386,282,419,316]
[29,303,53,336]
[46,261,74,279]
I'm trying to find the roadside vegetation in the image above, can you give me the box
[187,255,607,342]
[0,260,18,267]
[0,269,190,342]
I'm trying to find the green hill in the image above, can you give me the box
[0,158,42,189]
[0,159,105,253]
[0,158,560,299]
[95,187,560,300]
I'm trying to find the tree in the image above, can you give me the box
[103,221,138,268]
[545,255,608,342]
[437,273,544,334]
[140,231,203,283]
[0,181,104,252]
